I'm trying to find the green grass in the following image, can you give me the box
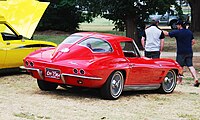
[33,34,66,45]
[14,112,51,120]
[177,113,199,120]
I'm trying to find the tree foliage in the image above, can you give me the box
[37,0,188,35]
[76,0,179,47]
[37,0,92,32]
[76,0,178,36]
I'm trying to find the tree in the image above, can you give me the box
[188,0,200,32]
[37,0,93,32]
[76,0,177,47]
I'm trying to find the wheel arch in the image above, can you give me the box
[171,69,179,76]
[109,69,127,82]
[169,19,178,26]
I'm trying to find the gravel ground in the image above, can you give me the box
[0,55,200,120]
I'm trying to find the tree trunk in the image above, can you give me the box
[125,15,143,49]
[189,0,200,32]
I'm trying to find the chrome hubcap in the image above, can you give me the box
[110,72,123,97]
[163,71,176,91]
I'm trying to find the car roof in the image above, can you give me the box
[73,32,133,43]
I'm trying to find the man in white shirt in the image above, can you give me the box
[141,19,165,58]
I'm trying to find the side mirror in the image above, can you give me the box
[18,35,23,39]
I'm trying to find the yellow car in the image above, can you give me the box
[0,0,57,69]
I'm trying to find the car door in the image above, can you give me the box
[160,12,169,24]
[120,41,162,85]
[0,35,6,68]
[127,57,162,85]
[4,40,38,68]
[0,23,36,68]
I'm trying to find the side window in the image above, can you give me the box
[79,38,113,53]
[120,41,139,57]
[0,23,19,41]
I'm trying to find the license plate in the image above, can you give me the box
[45,68,61,79]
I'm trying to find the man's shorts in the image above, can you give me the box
[176,53,193,67]
[145,51,160,58]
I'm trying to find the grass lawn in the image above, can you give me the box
[33,34,66,45]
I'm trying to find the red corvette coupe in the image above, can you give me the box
[21,32,182,99]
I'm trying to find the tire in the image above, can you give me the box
[170,21,177,29]
[100,71,124,100]
[158,70,177,93]
[37,79,58,91]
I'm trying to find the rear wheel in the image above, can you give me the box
[158,70,177,93]
[100,71,124,100]
[37,79,58,91]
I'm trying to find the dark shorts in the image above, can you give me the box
[176,53,193,67]
[145,51,160,58]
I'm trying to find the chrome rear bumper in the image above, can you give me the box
[20,66,43,80]
[20,66,102,84]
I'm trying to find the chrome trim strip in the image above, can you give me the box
[61,73,102,80]
[123,84,161,91]
[20,66,43,80]
[132,40,142,57]
[60,74,66,84]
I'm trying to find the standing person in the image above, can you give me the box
[141,19,165,58]
[164,20,199,87]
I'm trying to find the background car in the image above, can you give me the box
[147,9,190,29]
[0,0,57,69]
[21,32,182,100]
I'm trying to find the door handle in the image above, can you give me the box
[6,42,10,45]
[129,64,134,68]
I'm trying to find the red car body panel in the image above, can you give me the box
[22,32,182,89]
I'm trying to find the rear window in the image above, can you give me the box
[78,37,112,53]
[61,35,83,44]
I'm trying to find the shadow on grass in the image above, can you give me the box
[36,86,102,100]
[35,85,161,100]
[0,68,27,77]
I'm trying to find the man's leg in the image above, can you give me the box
[185,53,199,87]
[188,66,199,87]
[177,67,184,84]
[176,54,184,84]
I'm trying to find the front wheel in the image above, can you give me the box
[170,21,177,29]
[37,79,58,91]
[158,70,177,93]
[100,71,124,100]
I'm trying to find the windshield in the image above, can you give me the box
[61,35,83,44]
[0,23,19,41]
